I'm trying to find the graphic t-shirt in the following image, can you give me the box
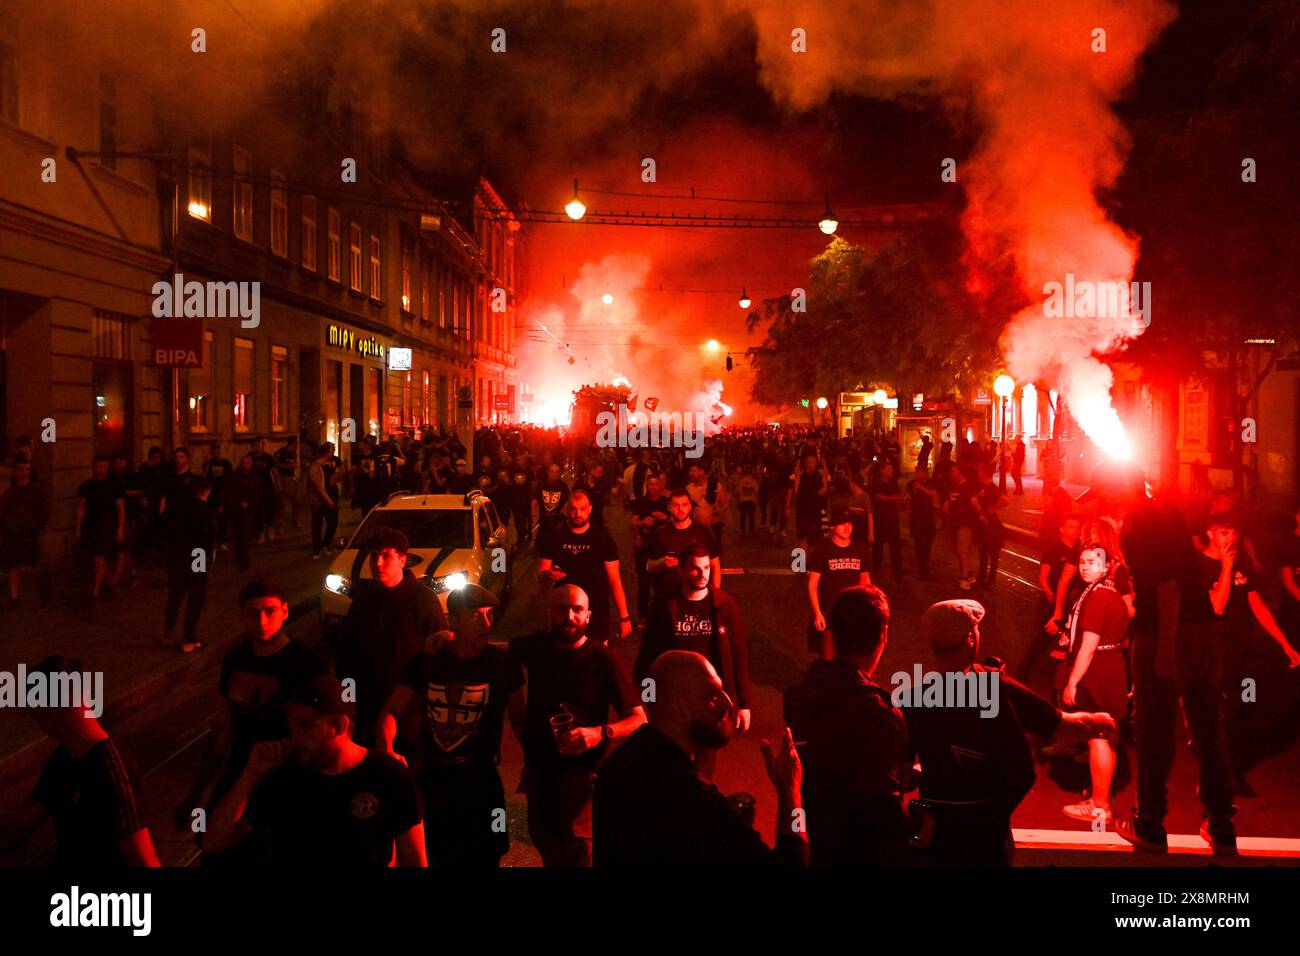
[246,751,423,867]
[536,479,569,519]
[663,591,717,659]
[808,537,872,611]
[398,645,525,771]
[539,524,620,617]
[1199,552,1258,638]
[737,476,759,502]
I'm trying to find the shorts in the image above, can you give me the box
[0,531,38,570]
[82,526,119,560]
[1065,651,1129,719]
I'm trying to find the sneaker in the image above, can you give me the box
[1115,814,1168,853]
[1063,800,1113,825]
[1199,820,1238,856]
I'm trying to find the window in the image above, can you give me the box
[438,267,446,329]
[422,370,431,425]
[92,310,130,360]
[403,371,412,424]
[0,41,17,124]
[98,74,117,170]
[452,280,459,334]
[232,147,253,241]
[270,170,288,257]
[301,196,318,271]
[189,332,214,431]
[369,234,381,300]
[271,345,288,431]
[349,222,362,292]
[187,146,212,222]
[233,338,254,432]
[421,260,430,322]
[367,367,381,436]
[401,245,411,312]
[327,208,340,281]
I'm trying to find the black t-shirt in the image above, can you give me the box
[250,452,277,488]
[795,470,826,516]
[246,750,423,867]
[808,537,871,612]
[539,524,619,614]
[78,477,124,532]
[219,638,326,784]
[656,591,718,660]
[906,480,937,525]
[1041,539,1082,595]
[1121,500,1213,632]
[1199,552,1258,638]
[164,469,198,511]
[508,471,534,512]
[648,521,719,597]
[868,476,902,522]
[30,740,145,867]
[536,479,569,518]
[508,629,640,774]
[631,493,671,551]
[274,446,298,478]
[398,644,525,771]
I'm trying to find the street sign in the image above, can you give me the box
[153,318,203,367]
[388,347,412,370]
[974,388,992,406]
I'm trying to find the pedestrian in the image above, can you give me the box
[0,459,48,607]
[508,584,645,866]
[203,442,233,553]
[785,586,915,864]
[736,465,759,537]
[306,441,340,560]
[174,580,325,861]
[804,507,872,660]
[974,462,1008,588]
[163,476,217,653]
[946,466,980,590]
[630,472,671,622]
[379,584,525,867]
[75,455,124,607]
[635,544,752,780]
[204,674,427,866]
[593,650,807,867]
[906,464,939,579]
[334,527,448,742]
[791,452,828,552]
[686,461,729,552]
[1015,512,1082,681]
[534,461,570,541]
[1011,436,1026,495]
[868,458,905,575]
[1084,460,1239,855]
[9,655,160,867]
[536,489,633,644]
[575,461,613,528]
[248,437,278,542]
[273,435,302,531]
[917,433,934,473]
[646,488,721,601]
[222,454,261,571]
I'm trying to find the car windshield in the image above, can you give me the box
[350,509,474,551]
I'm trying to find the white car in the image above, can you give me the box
[320,490,512,633]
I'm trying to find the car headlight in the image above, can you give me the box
[325,573,352,596]
[429,571,469,593]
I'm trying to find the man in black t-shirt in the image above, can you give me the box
[249,437,278,541]
[175,580,325,841]
[75,456,124,606]
[805,508,872,658]
[868,459,905,574]
[537,490,632,644]
[575,462,612,528]
[381,585,525,866]
[906,465,940,579]
[205,674,426,866]
[1086,461,1235,854]
[203,442,233,551]
[630,473,671,620]
[509,585,645,866]
[1015,513,1082,681]
[534,462,570,541]
[646,488,721,601]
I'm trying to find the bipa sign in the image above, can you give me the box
[153,318,204,368]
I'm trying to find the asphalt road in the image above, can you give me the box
[26,494,1298,867]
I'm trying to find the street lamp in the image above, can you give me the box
[872,389,888,405]
[818,194,838,236]
[601,293,614,305]
[816,396,828,409]
[738,286,751,309]
[564,179,586,221]
[993,374,1015,492]
[705,339,720,353]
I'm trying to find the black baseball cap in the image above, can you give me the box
[828,506,853,525]
[284,674,356,717]
[447,582,501,615]
[1076,458,1147,504]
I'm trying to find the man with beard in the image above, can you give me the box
[593,650,807,867]
[334,527,448,742]
[537,490,633,644]
[635,545,751,780]
[204,674,426,866]
[646,488,721,601]
[379,584,525,867]
[630,472,671,622]
[509,585,645,866]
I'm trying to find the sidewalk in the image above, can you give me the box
[0,514,358,787]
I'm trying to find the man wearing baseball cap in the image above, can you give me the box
[205,674,426,866]
[379,584,525,867]
[1080,459,1237,854]
[904,600,1116,864]
[805,505,872,660]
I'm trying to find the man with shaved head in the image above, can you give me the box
[508,584,645,866]
[592,650,808,867]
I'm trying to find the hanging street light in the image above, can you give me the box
[564,179,586,221]
[818,194,838,236]
[738,286,751,309]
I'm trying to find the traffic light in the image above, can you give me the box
[800,398,810,408]
[725,355,733,372]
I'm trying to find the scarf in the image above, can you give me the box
[1055,565,1120,660]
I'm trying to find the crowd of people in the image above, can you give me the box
[2,418,1299,868]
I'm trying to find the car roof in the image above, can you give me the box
[378,494,476,511]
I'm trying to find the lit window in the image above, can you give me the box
[233,147,253,241]
[401,245,411,312]
[349,222,362,292]
[271,345,288,431]
[233,338,254,432]
[270,170,288,257]
[187,146,211,222]
[189,333,214,431]
[302,196,317,271]
[327,208,340,281]
[369,234,381,300]
[421,260,430,322]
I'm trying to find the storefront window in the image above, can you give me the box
[234,337,253,432]
[189,332,214,431]
[368,367,381,437]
